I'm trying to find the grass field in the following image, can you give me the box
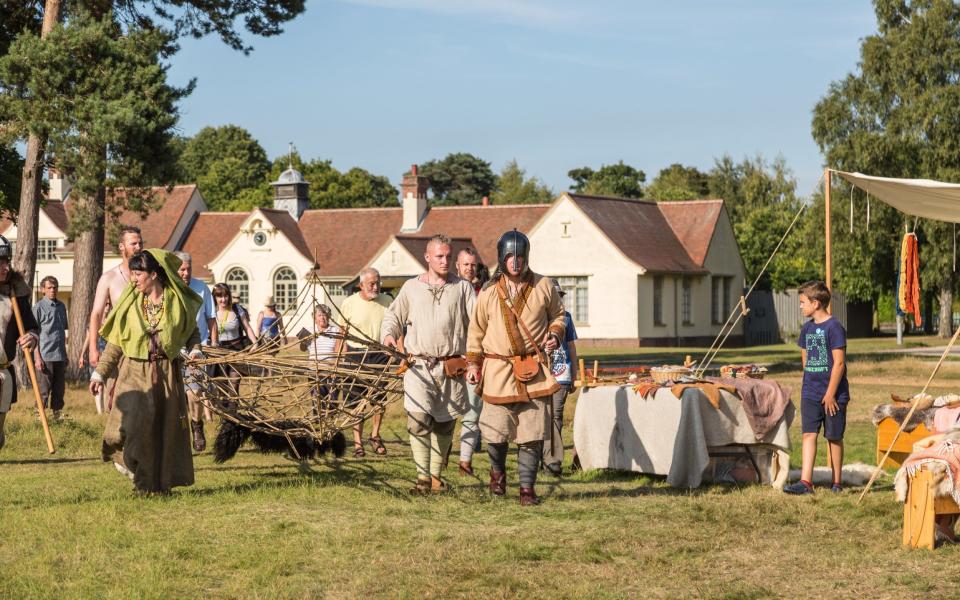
[2,337,959,598]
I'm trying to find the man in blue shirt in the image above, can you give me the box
[175,252,218,452]
[543,280,578,476]
[32,276,68,421]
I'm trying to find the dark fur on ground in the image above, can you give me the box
[214,419,347,464]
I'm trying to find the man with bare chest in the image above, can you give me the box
[85,226,142,413]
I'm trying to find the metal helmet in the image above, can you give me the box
[0,235,10,262]
[497,229,530,275]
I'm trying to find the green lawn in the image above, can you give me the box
[2,342,959,598]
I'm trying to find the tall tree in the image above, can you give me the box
[491,159,553,205]
[8,0,60,289]
[567,161,645,199]
[179,125,271,210]
[646,163,710,201]
[707,155,817,290]
[811,0,960,336]
[0,145,23,215]
[417,153,496,205]
[0,13,191,378]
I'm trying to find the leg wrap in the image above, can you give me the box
[487,442,509,473]
[429,430,453,478]
[518,441,543,489]
[409,433,431,478]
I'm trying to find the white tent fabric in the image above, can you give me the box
[836,171,960,223]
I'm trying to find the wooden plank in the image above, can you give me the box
[877,419,932,468]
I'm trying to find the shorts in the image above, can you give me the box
[800,395,848,440]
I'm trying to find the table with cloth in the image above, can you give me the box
[573,379,795,489]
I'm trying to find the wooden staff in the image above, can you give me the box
[9,292,55,453]
[824,167,832,314]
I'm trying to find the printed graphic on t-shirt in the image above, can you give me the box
[805,327,829,373]
[551,346,569,379]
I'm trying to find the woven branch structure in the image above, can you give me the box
[186,265,406,445]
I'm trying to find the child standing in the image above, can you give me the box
[784,281,850,495]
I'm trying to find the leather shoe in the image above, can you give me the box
[458,461,474,476]
[489,470,506,496]
[519,486,541,506]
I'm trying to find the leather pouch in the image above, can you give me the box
[511,355,539,382]
[443,356,468,378]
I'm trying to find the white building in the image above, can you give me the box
[1,166,746,346]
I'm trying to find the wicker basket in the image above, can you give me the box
[650,366,692,384]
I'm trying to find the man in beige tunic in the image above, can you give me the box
[466,230,565,506]
[381,235,476,494]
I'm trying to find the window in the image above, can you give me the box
[653,276,665,326]
[225,268,250,306]
[681,277,693,325]
[273,267,298,312]
[38,239,58,262]
[561,222,571,238]
[557,276,588,324]
[712,276,732,325]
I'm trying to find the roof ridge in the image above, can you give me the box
[300,207,402,214]
[428,203,553,209]
[657,198,724,205]
[567,192,654,204]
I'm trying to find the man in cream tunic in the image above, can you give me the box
[466,230,565,506]
[381,234,475,494]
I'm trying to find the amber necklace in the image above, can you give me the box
[141,294,164,331]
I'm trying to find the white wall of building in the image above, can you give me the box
[529,194,641,341]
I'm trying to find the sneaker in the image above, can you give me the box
[52,410,63,423]
[830,483,843,493]
[783,481,814,495]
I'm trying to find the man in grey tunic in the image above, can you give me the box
[381,234,476,494]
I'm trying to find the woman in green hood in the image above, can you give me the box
[89,249,202,494]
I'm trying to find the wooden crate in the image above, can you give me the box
[903,468,960,549]
[876,418,933,469]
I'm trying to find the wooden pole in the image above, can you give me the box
[9,294,55,453]
[824,168,833,314]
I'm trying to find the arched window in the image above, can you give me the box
[225,268,249,306]
[273,267,298,311]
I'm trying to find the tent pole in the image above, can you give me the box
[824,168,832,315]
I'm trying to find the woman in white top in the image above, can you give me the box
[301,303,343,360]
[212,283,259,395]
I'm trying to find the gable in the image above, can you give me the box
[567,193,705,274]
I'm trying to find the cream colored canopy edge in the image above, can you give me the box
[836,170,960,224]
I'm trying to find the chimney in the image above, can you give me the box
[401,164,429,232]
[47,168,72,202]
[482,196,489,207]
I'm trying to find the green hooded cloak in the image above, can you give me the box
[99,249,203,360]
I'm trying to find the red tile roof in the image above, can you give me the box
[415,204,550,267]
[568,193,707,274]
[298,207,404,278]
[657,199,724,267]
[180,212,249,280]
[106,185,199,249]
[259,208,314,262]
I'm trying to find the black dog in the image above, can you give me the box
[213,419,347,464]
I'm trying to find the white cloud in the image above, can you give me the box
[334,0,586,29]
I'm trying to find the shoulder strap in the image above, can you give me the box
[495,279,545,364]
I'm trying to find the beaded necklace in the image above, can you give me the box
[141,295,164,331]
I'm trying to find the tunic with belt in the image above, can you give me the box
[0,275,38,412]
[466,272,566,404]
[380,276,476,421]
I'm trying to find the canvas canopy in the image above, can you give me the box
[836,171,960,224]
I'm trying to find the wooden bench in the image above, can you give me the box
[902,468,960,549]
[876,418,933,468]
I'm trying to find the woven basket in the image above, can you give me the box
[650,366,692,384]
[720,365,766,380]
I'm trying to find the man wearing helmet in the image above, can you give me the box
[0,236,40,450]
[466,230,565,506]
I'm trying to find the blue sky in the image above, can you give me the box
[167,0,877,198]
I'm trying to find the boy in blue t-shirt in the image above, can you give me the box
[784,281,849,495]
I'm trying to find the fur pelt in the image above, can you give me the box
[213,419,347,464]
[895,460,952,502]
[787,462,881,486]
[871,403,937,431]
